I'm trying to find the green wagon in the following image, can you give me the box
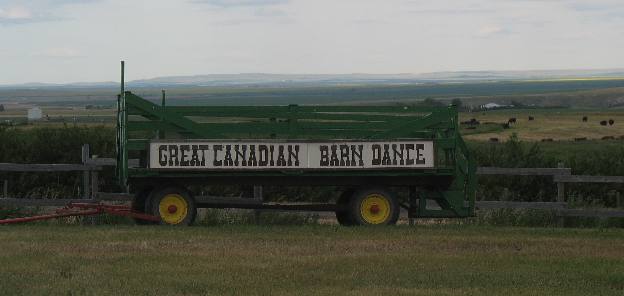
[116,62,476,225]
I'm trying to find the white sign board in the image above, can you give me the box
[149,141,434,170]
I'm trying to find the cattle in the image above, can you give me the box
[489,138,499,142]
[582,116,588,122]
[461,118,480,125]
[508,117,517,124]
[609,119,615,126]
[600,121,608,126]
[574,137,587,141]
[528,116,534,121]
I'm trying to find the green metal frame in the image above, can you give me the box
[116,68,476,218]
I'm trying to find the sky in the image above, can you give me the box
[1,0,624,84]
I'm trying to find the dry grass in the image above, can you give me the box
[461,109,624,141]
[0,225,622,295]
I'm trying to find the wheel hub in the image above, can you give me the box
[360,194,391,224]
[159,194,189,225]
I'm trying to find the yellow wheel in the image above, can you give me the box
[149,187,196,226]
[159,194,189,225]
[349,188,399,225]
[359,194,391,224]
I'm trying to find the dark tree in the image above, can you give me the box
[451,98,463,109]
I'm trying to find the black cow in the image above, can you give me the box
[582,116,588,122]
[609,119,615,126]
[489,138,499,142]
[600,120,608,126]
[528,116,534,121]
[508,118,517,124]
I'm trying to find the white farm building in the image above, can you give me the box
[27,107,43,121]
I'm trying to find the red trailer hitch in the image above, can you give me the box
[0,202,160,225]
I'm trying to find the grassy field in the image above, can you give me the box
[0,225,622,295]
[460,108,624,141]
[4,106,624,142]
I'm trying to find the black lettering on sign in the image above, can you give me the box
[158,145,168,166]
[415,143,425,164]
[234,145,246,166]
[330,145,339,166]
[319,145,329,166]
[382,144,391,165]
[180,145,190,166]
[372,144,381,165]
[224,145,233,166]
[392,144,404,165]
[213,145,222,166]
[198,145,208,166]
[248,145,258,166]
[405,144,415,165]
[190,145,200,166]
[259,145,268,166]
[287,145,299,166]
[269,145,275,166]
[351,144,364,167]
[339,145,349,166]
[168,145,179,166]
[276,145,287,166]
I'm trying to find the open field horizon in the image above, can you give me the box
[1,78,623,142]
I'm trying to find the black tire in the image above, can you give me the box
[335,189,355,226]
[132,188,154,225]
[148,186,197,226]
[348,187,399,226]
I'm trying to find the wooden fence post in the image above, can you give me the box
[408,186,417,226]
[91,170,99,199]
[81,144,90,199]
[253,185,263,224]
[556,162,565,203]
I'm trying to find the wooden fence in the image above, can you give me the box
[0,145,623,218]
[475,165,624,218]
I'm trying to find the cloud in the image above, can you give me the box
[475,25,507,38]
[0,6,32,19]
[0,6,50,24]
[191,0,288,8]
[33,47,84,58]
[0,0,100,25]
[408,8,495,15]
[197,0,293,25]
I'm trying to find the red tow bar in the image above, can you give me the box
[0,202,161,225]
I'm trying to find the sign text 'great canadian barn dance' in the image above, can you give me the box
[149,141,434,169]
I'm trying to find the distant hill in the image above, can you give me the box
[2,69,624,89]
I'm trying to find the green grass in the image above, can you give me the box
[0,225,622,295]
